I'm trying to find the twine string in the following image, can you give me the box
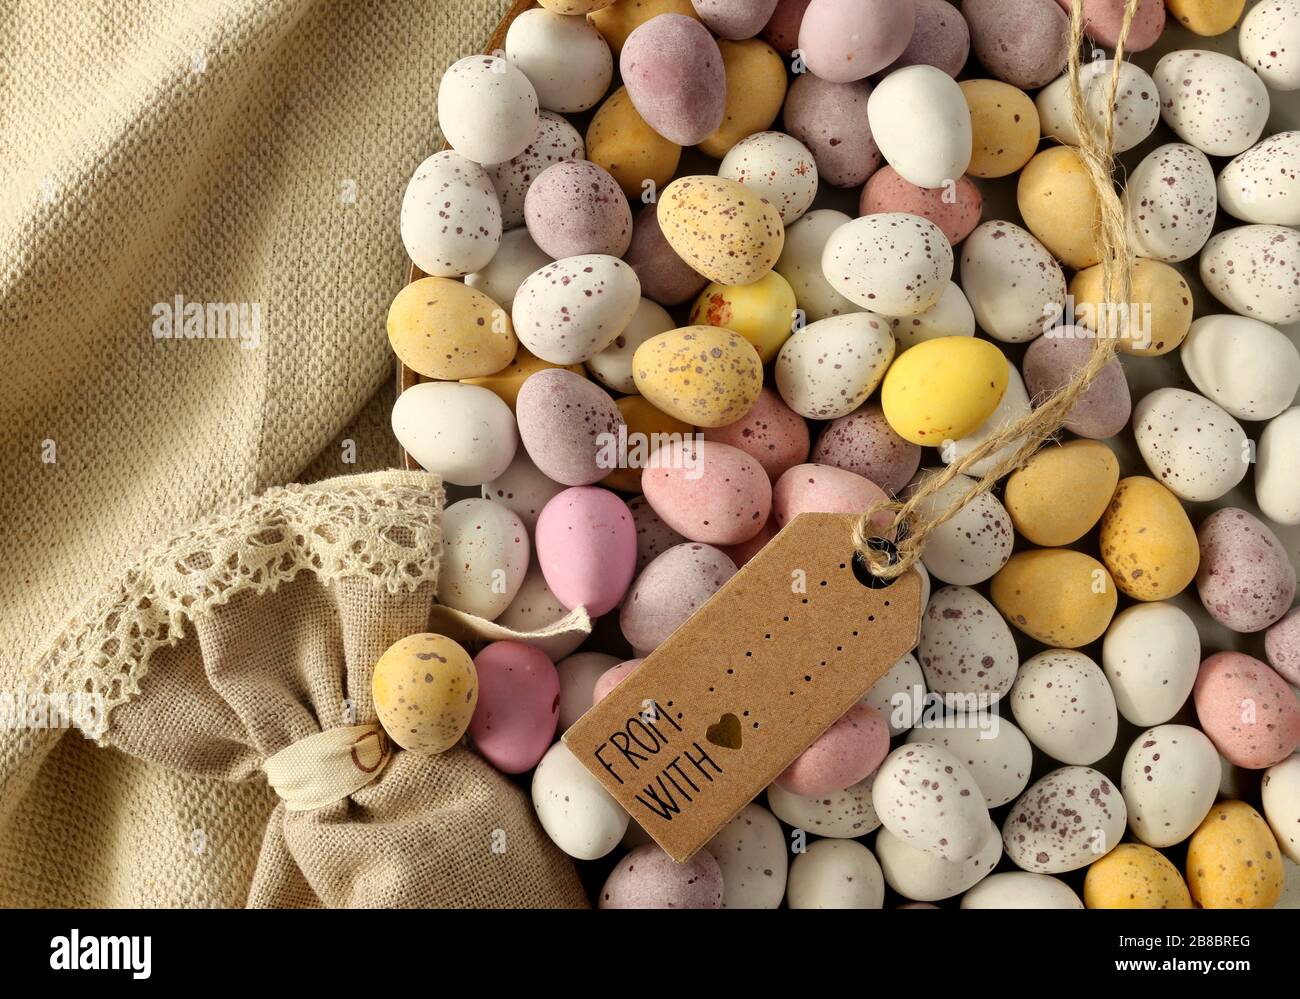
[852,0,1142,580]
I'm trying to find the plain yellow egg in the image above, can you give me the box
[587,87,682,200]
[1186,801,1284,908]
[990,549,1117,647]
[1069,258,1194,356]
[588,0,699,54]
[1017,146,1103,269]
[461,347,585,412]
[601,395,693,492]
[880,336,1009,446]
[688,271,798,363]
[960,79,1041,179]
[388,277,516,380]
[1165,0,1246,36]
[1004,439,1119,547]
[698,39,787,159]
[1084,844,1193,909]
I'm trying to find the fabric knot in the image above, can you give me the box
[262,724,392,811]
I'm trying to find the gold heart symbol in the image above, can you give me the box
[705,713,743,750]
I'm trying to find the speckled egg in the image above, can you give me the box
[906,719,1033,808]
[624,202,709,307]
[1099,476,1199,602]
[1004,439,1119,547]
[557,652,620,728]
[1011,649,1118,767]
[512,254,641,365]
[642,439,772,544]
[465,228,552,314]
[629,495,687,571]
[1194,651,1300,768]
[824,213,952,315]
[437,498,529,620]
[1241,1,1300,89]
[960,220,1065,343]
[1084,844,1193,909]
[535,486,637,616]
[777,702,891,796]
[1200,224,1300,326]
[485,110,585,231]
[961,872,1083,909]
[906,471,1013,586]
[991,549,1117,648]
[960,79,1040,179]
[602,394,693,493]
[461,346,583,413]
[586,87,681,200]
[874,743,993,862]
[774,210,859,320]
[590,0,700,53]
[1266,607,1300,687]
[1121,724,1220,848]
[1186,800,1284,909]
[786,839,885,909]
[469,641,559,774]
[1262,755,1300,863]
[1153,49,1269,157]
[1002,766,1126,874]
[888,282,976,349]
[1022,333,1131,439]
[689,271,797,364]
[1053,0,1165,49]
[633,325,764,427]
[1070,258,1193,357]
[705,802,787,909]
[766,769,881,837]
[1196,508,1297,634]
[860,169,981,246]
[782,74,881,188]
[963,0,1069,90]
[1218,131,1300,225]
[862,653,925,736]
[387,277,515,380]
[496,562,586,663]
[392,382,517,486]
[1036,60,1159,154]
[620,14,726,145]
[620,543,737,654]
[505,8,612,113]
[917,584,1019,701]
[659,176,785,285]
[1165,0,1245,37]
[798,0,916,83]
[539,0,616,11]
[868,66,973,189]
[719,131,818,224]
[400,150,501,277]
[775,313,895,420]
[881,336,1008,445]
[703,387,810,481]
[1132,388,1248,502]
[772,464,890,532]
[533,741,629,860]
[700,38,787,158]
[482,450,565,532]
[876,820,1002,901]
[811,403,920,496]
[437,55,539,165]
[691,0,780,38]
[586,297,676,395]
[1125,142,1217,263]
[1017,146,1102,270]
[883,0,970,76]
[516,369,623,487]
[524,160,632,259]
[373,633,477,754]
[1182,314,1300,422]
[1103,601,1201,727]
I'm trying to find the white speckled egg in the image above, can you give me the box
[887,281,976,349]
[774,312,894,420]
[1133,388,1249,502]
[1200,224,1300,325]
[918,584,1019,701]
[1125,143,1217,263]
[505,8,613,113]
[438,54,540,165]
[532,741,629,860]
[1262,755,1300,863]
[1003,766,1127,874]
[1010,649,1118,767]
[1036,60,1159,154]
[1122,724,1220,849]
[1181,314,1300,421]
[1153,49,1269,157]
[907,470,1013,586]
[465,228,552,314]
[1218,132,1300,226]
[1258,408,1300,526]
[1240,0,1300,91]
[774,209,860,322]
[861,653,926,737]
[705,802,788,909]
[512,255,642,364]
[392,382,518,486]
[1102,602,1201,727]
[866,65,972,189]
[400,151,502,277]
[907,720,1033,809]
[786,839,884,909]
[719,130,819,224]
[586,297,676,394]
[822,213,952,316]
[766,770,881,838]
[874,743,993,862]
[875,818,1002,902]
[495,562,587,663]
[436,498,529,620]
[960,220,1065,343]
[943,362,1031,478]
[484,111,584,230]
[481,450,564,533]
[961,871,1083,909]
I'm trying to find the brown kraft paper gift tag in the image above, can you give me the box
[564,513,923,863]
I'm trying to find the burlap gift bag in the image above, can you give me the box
[3,470,587,908]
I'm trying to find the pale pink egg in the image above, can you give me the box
[721,515,780,567]
[1193,651,1300,769]
[593,658,644,704]
[772,462,892,531]
[702,387,811,482]
[641,439,772,545]
[775,702,890,795]
[470,641,560,774]
[535,486,637,615]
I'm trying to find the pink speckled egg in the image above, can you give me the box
[1022,333,1132,440]
[772,463,891,531]
[721,515,780,567]
[798,0,917,83]
[1265,608,1300,687]
[1194,651,1300,769]
[761,0,812,54]
[624,202,709,307]
[1195,508,1297,633]
[516,369,625,487]
[1053,0,1165,52]
[469,641,560,774]
[859,168,982,246]
[882,0,970,77]
[776,702,891,795]
[535,486,637,615]
[642,439,772,545]
[621,543,737,654]
[964,0,1069,90]
[524,160,632,259]
[600,844,724,908]
[620,14,726,145]
[702,388,810,482]
[811,403,921,496]
[783,73,881,188]
[594,658,644,704]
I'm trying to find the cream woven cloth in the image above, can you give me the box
[0,0,586,907]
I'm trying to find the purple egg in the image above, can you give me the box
[524,160,632,259]
[620,543,737,653]
[516,368,624,486]
[469,641,559,774]
[964,0,1069,89]
[881,0,970,77]
[1265,608,1300,687]
[782,73,881,187]
[600,844,724,908]
[1196,508,1297,633]
[798,0,916,82]
[811,402,921,496]
[621,14,726,145]
[536,486,637,616]
[623,202,709,306]
[1022,333,1131,440]
[692,0,781,39]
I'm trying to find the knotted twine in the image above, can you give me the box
[853,0,1141,579]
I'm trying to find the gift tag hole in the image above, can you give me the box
[852,540,900,590]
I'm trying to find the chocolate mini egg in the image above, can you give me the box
[797,0,916,83]
[1153,49,1268,157]
[774,210,860,320]
[1121,724,1220,848]
[387,277,515,380]
[461,347,582,412]
[592,657,640,706]
[1200,224,1300,326]
[874,743,993,862]
[658,176,785,286]
[907,471,1013,586]
[512,254,642,364]
[1186,801,1284,909]
[699,38,787,158]
[496,563,586,663]
[868,66,973,189]
[557,652,620,729]
[590,0,700,53]
[624,203,709,307]
[906,720,1033,808]
[960,79,1040,179]
[884,0,970,76]
[1196,508,1297,634]
[1084,844,1193,909]
[991,549,1117,648]
[1036,60,1159,154]
[437,498,529,620]
[1262,755,1300,863]
[392,382,518,486]
[1241,1,1300,89]
[961,872,1083,909]
[1165,0,1246,37]
[881,336,1009,446]
[1102,602,1201,727]
[811,403,920,496]
[888,282,976,349]
[437,55,539,165]
[1022,333,1131,439]
[776,702,890,796]
[1099,476,1199,602]
[1017,146,1102,270]
[485,110,584,230]
[481,450,565,532]
[516,368,624,487]
[787,839,885,909]
[775,313,895,420]
[766,770,881,837]
[535,486,637,616]
[1053,0,1165,50]
[718,130,819,224]
[1259,408,1300,527]
[373,633,477,754]
[761,0,811,54]
[505,8,612,113]
[862,653,925,736]
[703,387,810,481]
[859,169,981,246]
[689,271,798,363]
[1133,388,1248,502]
[524,160,632,259]
[642,439,772,544]
[1070,258,1193,357]
[1011,650,1118,767]
[586,86,681,200]
[633,325,764,426]
[602,845,724,909]
[400,150,501,277]
[1181,314,1300,422]
[782,74,881,188]
[586,297,676,395]
[465,228,552,314]
[620,14,726,145]
[1194,651,1300,768]
[469,641,559,774]
[960,220,1065,343]
[876,820,1003,902]
[823,213,952,315]
[917,584,1020,701]
[620,542,737,654]
[1004,439,1119,547]
[1125,142,1217,263]
[705,802,788,909]
[532,741,629,860]
[601,395,691,493]
[1218,131,1300,226]
[963,0,1069,89]
[1002,766,1126,874]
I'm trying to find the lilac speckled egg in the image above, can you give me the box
[783,73,881,188]
[776,703,891,796]
[621,543,737,653]
[599,844,724,908]
[628,495,687,571]
[702,387,810,481]
[721,515,779,567]
[1053,0,1165,51]
[799,0,916,82]
[1195,508,1297,633]
[1022,333,1131,440]
[516,369,624,486]
[486,111,584,231]
[469,641,559,774]
[524,160,632,259]
[761,0,812,54]
[772,463,891,531]
[642,439,772,545]
[882,0,970,77]
[859,168,982,245]
[692,0,780,38]
[1266,609,1300,687]
[623,202,709,307]
[964,0,1069,90]
[1194,651,1300,769]
[620,14,726,145]
[535,486,637,615]
[811,403,920,496]
[593,658,643,704]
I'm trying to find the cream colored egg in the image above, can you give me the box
[505,8,613,113]
[861,653,926,737]
[918,585,1020,702]
[1010,649,1118,767]
[775,312,895,420]
[1200,224,1300,326]
[392,382,518,486]
[867,65,972,189]
[1181,314,1300,421]
[1126,143,1217,263]
[959,220,1065,343]
[1122,724,1220,848]
[512,255,642,364]
[436,499,529,621]
[1036,59,1159,153]
[907,471,1013,586]
[786,840,884,909]
[1258,408,1300,526]
[1002,766,1127,874]
[481,450,565,532]
[532,741,629,860]
[906,720,1033,809]
[719,130,818,224]
[774,209,859,321]
[465,228,552,314]
[1262,755,1300,863]
[1153,48,1268,157]
[766,770,882,838]
[705,803,788,909]
[961,872,1082,909]
[887,282,975,349]
[1132,388,1249,502]
[1218,131,1300,225]
[876,819,1002,902]
[822,213,952,317]
[438,55,540,165]
[400,150,502,277]
[586,297,676,394]
[1240,1,1300,90]
[1102,602,1201,727]
[873,743,992,862]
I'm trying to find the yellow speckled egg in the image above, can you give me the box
[587,87,681,200]
[372,633,477,754]
[1165,0,1245,36]
[1099,476,1200,601]
[539,0,614,15]
[698,39,788,159]
[688,271,798,364]
[461,347,584,412]
[388,277,516,380]
[1004,439,1119,547]
[588,0,699,54]
[1017,146,1102,269]
[658,176,785,286]
[960,79,1041,179]
[1069,258,1194,356]
[633,325,763,427]
[1084,844,1193,909]
[1186,801,1284,908]
[991,549,1117,648]
[602,394,693,493]
[880,336,1009,446]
